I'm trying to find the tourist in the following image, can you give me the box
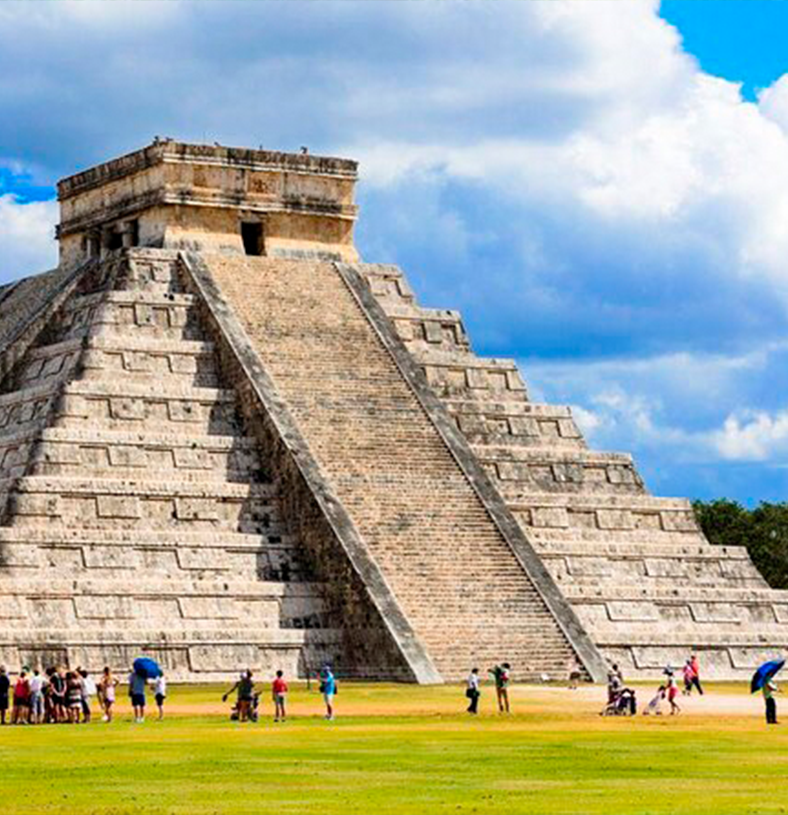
[12,668,30,724]
[272,670,288,722]
[665,669,680,715]
[319,666,336,720]
[689,653,704,695]
[50,666,66,723]
[223,670,255,722]
[99,667,118,722]
[607,664,623,705]
[682,660,695,695]
[66,671,83,723]
[466,667,481,714]
[154,671,167,721]
[567,661,582,690]
[488,663,511,713]
[128,666,148,723]
[28,668,46,724]
[643,685,666,715]
[0,666,9,725]
[79,669,96,723]
[763,678,779,725]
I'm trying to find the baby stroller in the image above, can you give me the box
[230,693,261,722]
[601,687,637,716]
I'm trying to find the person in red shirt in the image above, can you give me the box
[272,670,288,722]
[12,668,30,725]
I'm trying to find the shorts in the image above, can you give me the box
[274,693,286,704]
[13,697,28,708]
[668,687,678,701]
[0,695,8,711]
[155,693,165,706]
[323,692,334,704]
[131,693,146,708]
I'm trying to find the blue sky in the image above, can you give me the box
[2,1,788,505]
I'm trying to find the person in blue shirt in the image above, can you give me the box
[319,666,336,720]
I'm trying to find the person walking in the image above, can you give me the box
[128,667,148,723]
[154,672,167,721]
[319,666,336,721]
[272,670,288,722]
[689,654,704,695]
[763,679,779,725]
[489,663,511,713]
[466,667,481,714]
[682,660,695,696]
[99,667,118,722]
[0,666,9,725]
[665,669,680,715]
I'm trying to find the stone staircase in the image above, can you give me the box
[360,263,788,678]
[197,255,592,681]
[0,250,339,680]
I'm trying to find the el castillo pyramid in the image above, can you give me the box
[0,140,785,682]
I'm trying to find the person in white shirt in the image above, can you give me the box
[79,669,97,723]
[466,667,481,714]
[154,673,167,720]
[28,669,47,724]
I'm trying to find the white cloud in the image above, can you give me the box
[0,195,58,282]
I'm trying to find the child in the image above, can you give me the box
[99,667,118,722]
[154,672,167,721]
[272,670,288,722]
[665,669,680,715]
[643,684,666,715]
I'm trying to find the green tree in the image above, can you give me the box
[693,499,788,589]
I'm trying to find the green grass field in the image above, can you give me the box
[0,682,785,815]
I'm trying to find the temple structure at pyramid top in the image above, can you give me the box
[0,139,786,682]
[56,139,360,270]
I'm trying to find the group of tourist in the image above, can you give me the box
[603,655,703,717]
[222,665,337,722]
[0,664,166,725]
[465,663,512,714]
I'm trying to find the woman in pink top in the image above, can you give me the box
[272,670,288,722]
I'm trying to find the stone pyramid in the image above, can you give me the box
[0,140,785,681]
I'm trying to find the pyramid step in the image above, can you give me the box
[5,475,282,533]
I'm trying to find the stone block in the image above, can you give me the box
[0,596,28,618]
[596,510,635,530]
[82,546,140,569]
[96,496,141,519]
[531,507,569,528]
[175,498,219,521]
[606,602,659,622]
[690,603,743,623]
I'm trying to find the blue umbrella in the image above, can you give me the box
[750,658,784,693]
[133,656,162,679]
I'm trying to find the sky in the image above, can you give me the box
[2,0,788,506]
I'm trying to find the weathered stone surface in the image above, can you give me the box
[1,141,785,681]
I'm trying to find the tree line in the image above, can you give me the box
[692,499,788,589]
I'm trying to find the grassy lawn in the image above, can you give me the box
[0,682,785,815]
